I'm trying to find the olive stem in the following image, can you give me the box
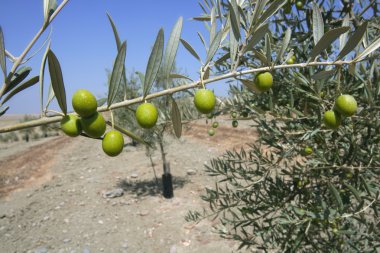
[110,110,115,129]
[0,59,367,133]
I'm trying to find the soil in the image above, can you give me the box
[0,117,258,253]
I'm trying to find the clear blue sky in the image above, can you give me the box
[0,0,227,114]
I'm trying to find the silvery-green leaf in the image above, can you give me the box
[106,13,121,50]
[6,66,32,94]
[253,49,269,65]
[197,32,207,50]
[275,28,291,65]
[203,0,211,9]
[43,0,57,22]
[229,19,239,70]
[337,21,368,61]
[180,39,201,62]
[47,50,67,115]
[210,7,217,44]
[229,0,241,41]
[343,183,362,202]
[339,15,350,51]
[109,122,151,147]
[108,41,127,106]
[308,27,350,60]
[198,2,208,14]
[163,17,183,84]
[192,15,211,21]
[265,33,272,65]
[144,29,164,98]
[238,78,255,92]
[353,32,380,62]
[205,30,222,66]
[348,63,356,76]
[215,52,230,65]
[257,0,286,25]
[250,0,267,28]
[171,97,182,138]
[0,26,6,78]
[97,98,107,107]
[328,182,343,212]
[216,0,223,24]
[244,23,269,53]
[0,106,9,117]
[136,71,145,85]
[45,82,55,111]
[312,2,324,46]
[1,76,39,105]
[39,41,51,114]
[169,73,193,82]
[311,70,335,80]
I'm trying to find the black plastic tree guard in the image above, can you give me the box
[162,162,174,199]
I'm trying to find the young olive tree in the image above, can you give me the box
[0,0,379,251]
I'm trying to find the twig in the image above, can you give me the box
[0,59,367,133]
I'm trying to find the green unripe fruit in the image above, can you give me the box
[72,89,98,118]
[81,112,106,138]
[324,110,341,129]
[212,122,219,128]
[232,120,238,128]
[102,130,124,157]
[296,1,304,9]
[60,114,82,137]
[335,94,357,117]
[303,146,313,156]
[231,112,238,118]
[194,89,216,114]
[136,103,158,129]
[208,128,215,136]
[254,72,273,92]
[286,58,295,64]
[207,113,214,119]
[291,55,296,61]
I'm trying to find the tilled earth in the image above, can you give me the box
[0,118,258,253]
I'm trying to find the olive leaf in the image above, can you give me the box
[0,105,9,117]
[328,182,343,212]
[229,0,241,42]
[250,0,267,28]
[169,73,193,82]
[197,32,207,50]
[1,76,39,105]
[39,41,51,114]
[253,49,269,65]
[308,27,350,61]
[0,26,6,78]
[229,17,239,69]
[339,15,350,51]
[265,33,272,65]
[353,33,380,62]
[5,66,32,94]
[47,50,67,115]
[171,97,182,138]
[336,21,368,61]
[143,29,164,98]
[205,30,222,66]
[106,13,122,50]
[343,183,362,202]
[97,98,107,107]
[45,82,55,111]
[163,17,183,84]
[257,0,286,25]
[108,41,127,107]
[311,69,335,80]
[210,7,217,43]
[312,2,324,46]
[43,0,57,22]
[244,23,269,53]
[108,121,152,147]
[180,39,201,63]
[275,28,291,65]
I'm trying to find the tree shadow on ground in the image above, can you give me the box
[116,176,189,197]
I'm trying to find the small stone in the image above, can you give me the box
[98,220,104,224]
[83,248,91,253]
[63,238,71,243]
[169,245,177,253]
[139,210,149,216]
[130,173,138,179]
[103,188,124,199]
[186,169,197,176]
[34,247,48,253]
[121,242,128,249]
[43,216,50,221]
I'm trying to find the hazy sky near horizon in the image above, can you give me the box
[0,1,227,114]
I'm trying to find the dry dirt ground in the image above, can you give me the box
[0,118,258,253]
